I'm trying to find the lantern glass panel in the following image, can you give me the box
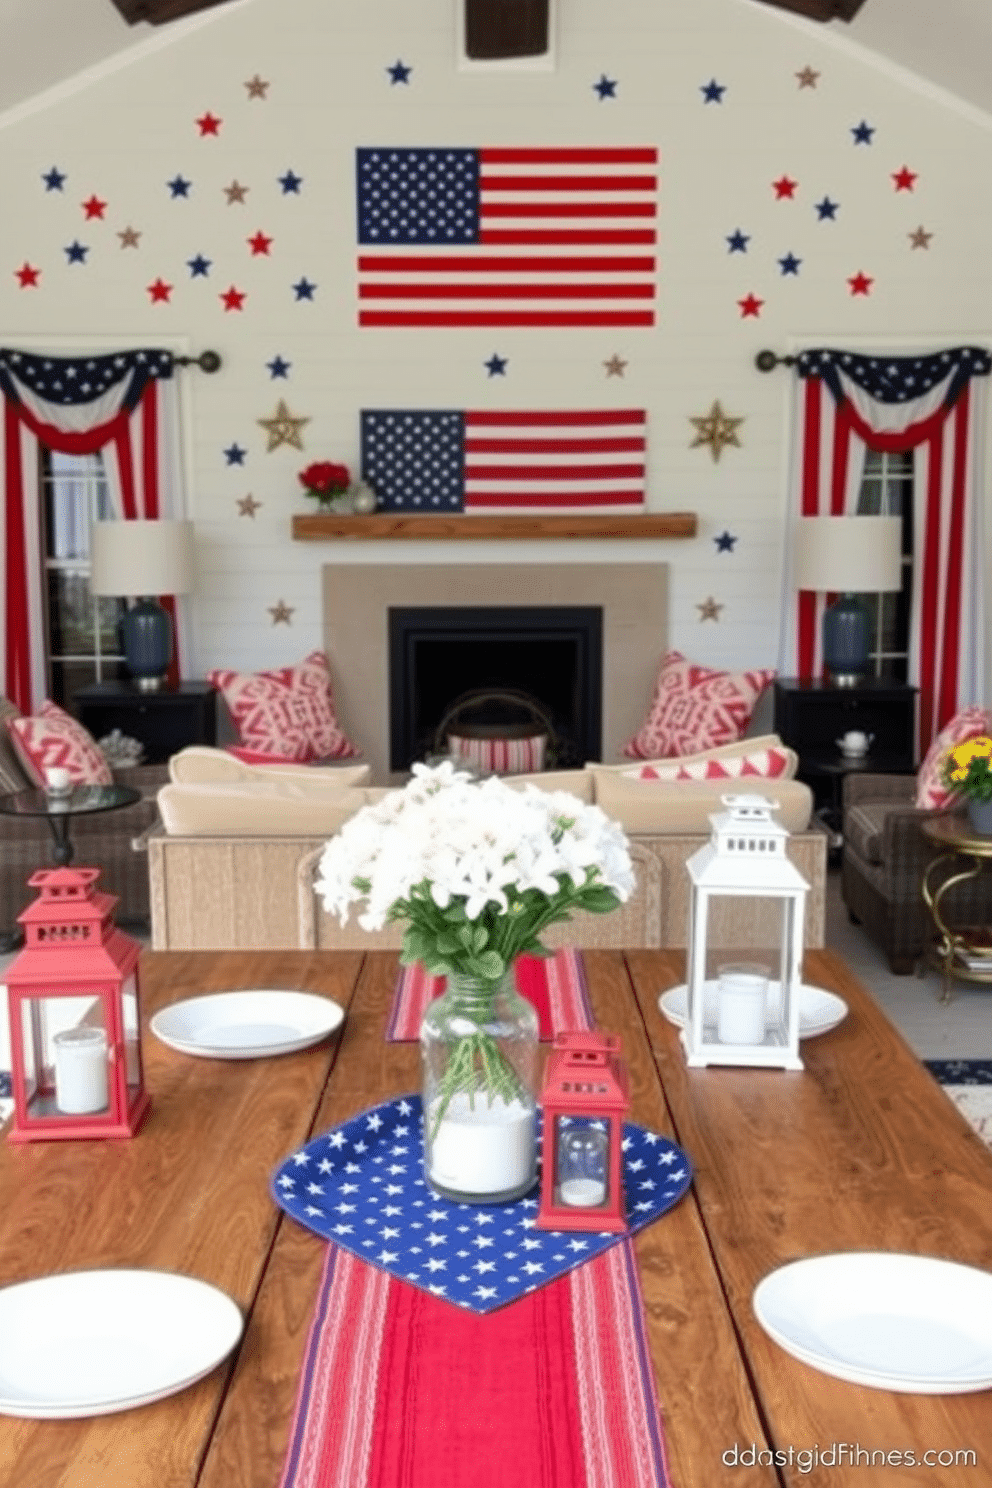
[122,974,142,1092]
[20,995,110,1119]
[554,1117,610,1209]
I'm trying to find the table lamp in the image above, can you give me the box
[794,515,902,686]
[90,519,195,692]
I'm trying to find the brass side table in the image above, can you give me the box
[921,813,992,1001]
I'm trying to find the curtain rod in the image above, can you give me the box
[173,350,222,373]
[755,350,796,372]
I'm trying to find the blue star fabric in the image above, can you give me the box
[271,1095,693,1314]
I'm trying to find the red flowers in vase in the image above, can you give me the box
[299,460,351,504]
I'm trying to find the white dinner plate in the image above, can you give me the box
[658,981,846,1039]
[754,1253,992,1393]
[151,989,344,1059]
[0,1269,242,1418]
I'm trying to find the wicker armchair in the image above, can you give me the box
[840,771,992,974]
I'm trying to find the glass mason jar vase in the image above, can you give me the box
[420,966,539,1204]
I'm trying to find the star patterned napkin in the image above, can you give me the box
[271,1094,692,1314]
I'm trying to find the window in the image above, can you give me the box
[41,449,125,706]
[855,448,913,681]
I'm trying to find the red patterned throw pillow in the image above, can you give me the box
[633,747,791,782]
[208,651,361,763]
[6,701,113,786]
[915,705,991,810]
[623,652,776,760]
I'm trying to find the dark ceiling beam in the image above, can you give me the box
[747,0,868,21]
[109,0,236,24]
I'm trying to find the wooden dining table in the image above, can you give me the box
[1,946,991,1488]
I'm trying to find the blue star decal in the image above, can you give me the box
[223,443,247,466]
[700,79,725,103]
[42,167,66,191]
[167,174,192,198]
[778,251,801,275]
[278,169,303,194]
[815,196,839,220]
[726,229,749,253]
[63,240,88,264]
[593,74,617,99]
[267,355,291,378]
[485,353,508,377]
[714,530,737,552]
[187,254,211,277]
[851,120,875,145]
[388,59,412,84]
[272,1096,693,1315]
[292,277,316,300]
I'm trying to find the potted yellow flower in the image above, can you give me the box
[942,735,992,834]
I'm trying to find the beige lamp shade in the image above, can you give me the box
[90,519,195,598]
[794,515,903,594]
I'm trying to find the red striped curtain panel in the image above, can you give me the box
[780,347,991,755]
[0,348,183,712]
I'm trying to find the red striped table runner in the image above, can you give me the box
[278,1238,670,1488]
[386,947,594,1042]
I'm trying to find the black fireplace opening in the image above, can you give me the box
[388,606,603,772]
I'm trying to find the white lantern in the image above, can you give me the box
[682,794,808,1070]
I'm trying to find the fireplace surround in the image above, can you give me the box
[322,564,667,783]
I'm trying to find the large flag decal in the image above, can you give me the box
[361,408,647,513]
[356,147,658,328]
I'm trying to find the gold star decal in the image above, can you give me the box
[244,74,269,99]
[689,400,744,462]
[237,494,261,517]
[224,179,249,205]
[697,596,723,622]
[118,226,141,248]
[908,225,933,250]
[258,399,309,452]
[796,66,820,89]
[269,599,294,625]
[604,354,627,378]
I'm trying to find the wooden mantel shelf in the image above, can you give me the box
[292,512,697,541]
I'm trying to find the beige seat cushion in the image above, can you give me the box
[169,746,370,789]
[588,734,789,777]
[592,770,813,836]
[504,768,595,802]
[157,780,369,836]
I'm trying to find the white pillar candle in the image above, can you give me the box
[561,1177,607,1207]
[44,766,72,795]
[429,1094,534,1195]
[53,1027,109,1114]
[717,967,768,1046]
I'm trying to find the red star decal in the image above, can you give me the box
[738,293,763,318]
[82,195,107,219]
[848,272,873,296]
[147,277,173,303]
[772,175,798,199]
[196,112,222,136]
[247,231,273,256]
[892,166,917,192]
[15,262,40,287]
[221,285,247,311]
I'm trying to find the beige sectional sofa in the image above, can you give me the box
[147,740,827,954]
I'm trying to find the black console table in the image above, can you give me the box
[74,681,217,765]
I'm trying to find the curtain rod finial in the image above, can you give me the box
[755,350,781,372]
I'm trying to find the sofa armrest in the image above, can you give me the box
[842,771,917,811]
[112,762,170,794]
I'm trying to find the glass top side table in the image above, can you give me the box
[0,784,142,867]
[921,813,992,1002]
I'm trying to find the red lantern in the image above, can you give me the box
[536,1031,629,1234]
[5,867,151,1143]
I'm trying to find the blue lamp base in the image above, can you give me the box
[121,598,173,692]
[823,593,869,688]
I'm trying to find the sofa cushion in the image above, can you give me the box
[590,734,786,776]
[593,768,813,836]
[7,701,113,786]
[915,705,991,809]
[631,745,795,782]
[505,769,595,802]
[623,651,776,760]
[844,802,891,866]
[0,698,31,793]
[208,651,361,763]
[169,745,370,788]
[157,779,369,837]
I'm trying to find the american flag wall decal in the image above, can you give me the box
[356,146,658,328]
[361,408,647,512]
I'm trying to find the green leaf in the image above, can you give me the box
[470,949,506,981]
[471,925,488,954]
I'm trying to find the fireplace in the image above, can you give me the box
[388,605,602,771]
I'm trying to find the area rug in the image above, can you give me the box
[926,1060,992,1151]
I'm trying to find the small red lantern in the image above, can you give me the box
[5,866,151,1143]
[536,1031,629,1234]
